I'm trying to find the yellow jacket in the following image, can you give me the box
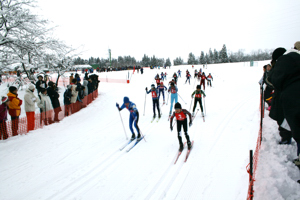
[7,92,22,117]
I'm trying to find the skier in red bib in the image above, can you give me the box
[207,73,213,87]
[200,72,207,90]
[146,84,161,118]
[191,85,206,117]
[170,102,193,151]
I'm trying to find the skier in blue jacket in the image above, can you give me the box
[116,97,141,140]
[168,82,178,116]
[146,84,161,118]
[157,82,167,104]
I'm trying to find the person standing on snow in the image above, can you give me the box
[191,85,206,117]
[177,70,181,78]
[185,71,191,84]
[146,84,161,118]
[207,73,213,87]
[200,72,207,90]
[173,73,178,84]
[157,82,168,104]
[170,102,193,151]
[168,82,178,116]
[116,97,141,141]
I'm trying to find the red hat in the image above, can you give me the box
[2,96,9,104]
[160,82,163,84]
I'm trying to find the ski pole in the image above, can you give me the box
[118,109,128,140]
[204,97,206,116]
[178,93,187,104]
[143,91,147,116]
[189,97,194,112]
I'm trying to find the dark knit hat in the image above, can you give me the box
[196,85,201,89]
[174,102,181,109]
[9,86,17,93]
[271,47,286,63]
[123,96,130,103]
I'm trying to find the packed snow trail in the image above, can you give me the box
[0,63,262,199]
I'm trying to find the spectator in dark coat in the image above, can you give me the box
[0,96,10,140]
[268,48,291,145]
[64,85,72,116]
[47,81,61,122]
[87,77,94,94]
[268,44,300,164]
[35,75,47,97]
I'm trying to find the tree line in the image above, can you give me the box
[75,44,272,67]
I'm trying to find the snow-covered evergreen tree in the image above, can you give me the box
[220,44,229,63]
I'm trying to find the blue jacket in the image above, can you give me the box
[120,101,138,114]
[157,85,167,92]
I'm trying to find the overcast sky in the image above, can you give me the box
[37,0,300,61]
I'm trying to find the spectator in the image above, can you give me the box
[268,43,300,167]
[267,48,291,145]
[82,80,88,97]
[47,81,61,122]
[7,86,22,136]
[69,73,74,85]
[63,85,72,116]
[70,79,78,103]
[0,96,10,140]
[259,64,274,110]
[38,88,53,125]
[87,77,94,94]
[35,75,47,96]
[24,84,39,132]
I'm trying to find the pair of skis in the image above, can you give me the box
[192,109,205,122]
[119,136,145,152]
[174,141,194,164]
[151,114,162,123]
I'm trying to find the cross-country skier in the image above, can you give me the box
[170,102,193,151]
[155,74,161,86]
[161,72,165,81]
[194,69,198,78]
[164,72,167,80]
[177,70,181,78]
[207,73,213,87]
[200,72,207,90]
[146,84,161,118]
[116,97,141,141]
[173,73,178,84]
[191,85,206,117]
[168,82,178,116]
[157,82,167,104]
[185,72,191,84]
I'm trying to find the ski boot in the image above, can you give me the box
[130,134,136,141]
[187,142,192,150]
[179,144,184,152]
[153,114,156,118]
[158,113,161,118]
[192,112,195,117]
[137,134,142,141]
[201,112,204,117]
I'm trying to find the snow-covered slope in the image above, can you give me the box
[1,62,298,200]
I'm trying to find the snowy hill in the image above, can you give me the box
[1,62,298,200]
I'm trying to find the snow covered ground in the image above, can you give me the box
[0,62,299,200]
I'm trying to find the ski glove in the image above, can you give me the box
[116,103,119,108]
[170,126,173,131]
[145,87,148,91]
[189,121,192,127]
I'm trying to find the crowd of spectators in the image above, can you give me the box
[0,72,100,140]
[260,41,300,183]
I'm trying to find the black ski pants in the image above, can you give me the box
[177,118,191,146]
[193,98,203,112]
[152,99,160,115]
